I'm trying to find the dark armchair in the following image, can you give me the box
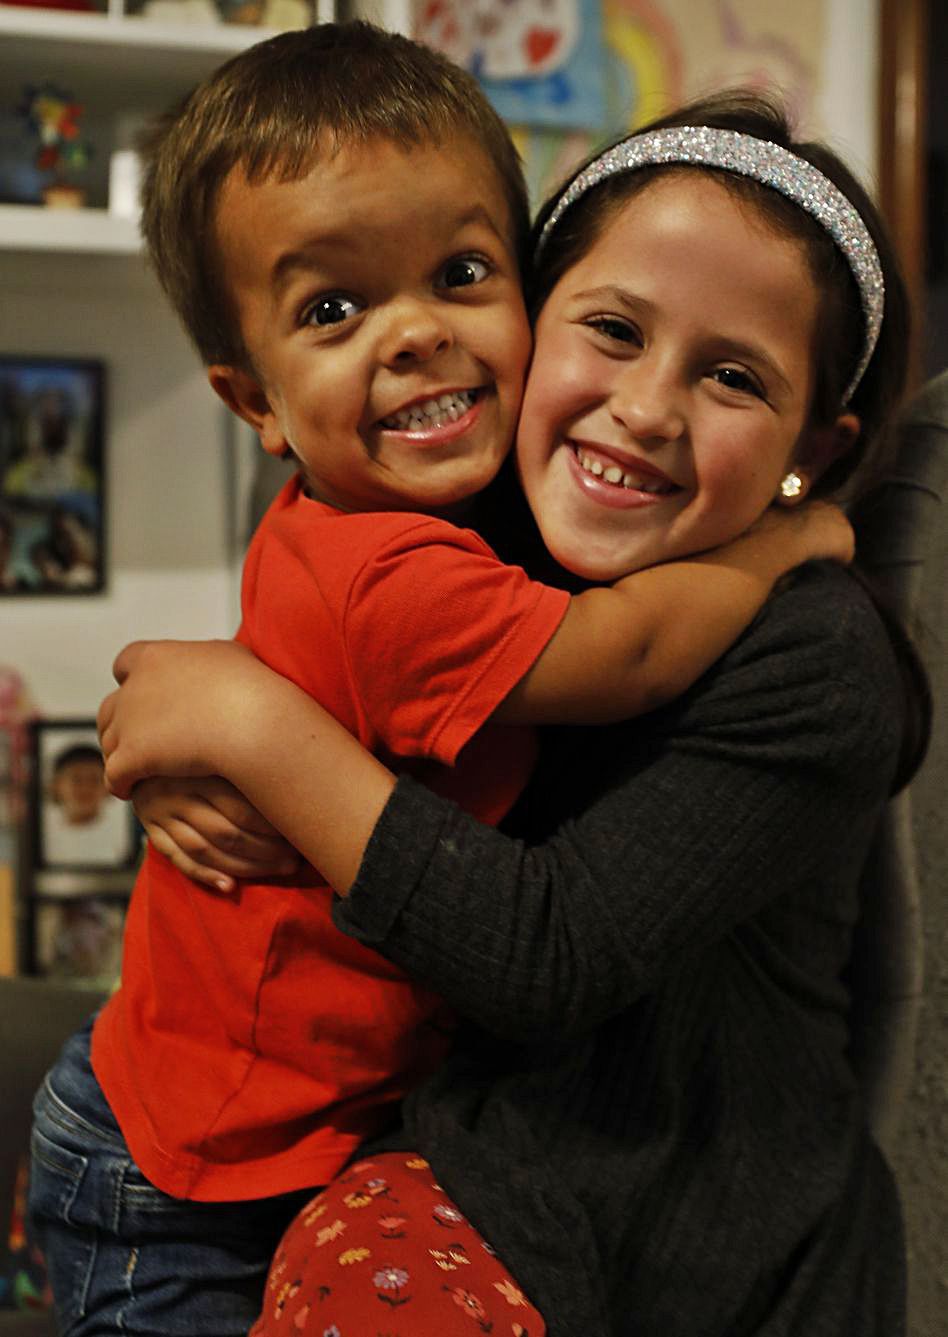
[0,978,103,1337]
[848,369,948,1149]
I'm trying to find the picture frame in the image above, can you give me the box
[0,355,106,596]
[28,720,140,893]
[32,895,128,986]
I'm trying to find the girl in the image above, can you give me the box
[98,92,926,1336]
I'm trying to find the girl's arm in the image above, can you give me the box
[101,567,893,955]
[107,503,852,888]
[327,573,903,1042]
[495,501,853,723]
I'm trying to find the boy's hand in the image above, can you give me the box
[133,776,300,893]
[98,639,276,799]
[751,499,854,566]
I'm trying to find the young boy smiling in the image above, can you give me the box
[30,23,851,1336]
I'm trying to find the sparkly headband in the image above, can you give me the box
[536,125,884,405]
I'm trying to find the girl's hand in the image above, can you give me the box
[98,638,278,799]
[133,776,300,893]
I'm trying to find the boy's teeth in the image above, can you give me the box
[575,448,673,494]
[381,389,477,431]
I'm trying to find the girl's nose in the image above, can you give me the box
[609,363,685,444]
[380,299,453,366]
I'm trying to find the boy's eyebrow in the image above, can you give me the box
[271,247,331,295]
[269,203,509,295]
[453,202,509,240]
[572,284,793,395]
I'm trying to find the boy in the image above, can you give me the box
[30,23,848,1336]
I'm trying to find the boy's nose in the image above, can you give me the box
[380,299,453,366]
[610,363,685,444]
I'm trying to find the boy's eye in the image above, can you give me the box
[586,316,642,345]
[711,366,764,398]
[304,294,365,327]
[438,257,491,289]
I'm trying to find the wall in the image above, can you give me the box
[355,0,880,172]
[816,0,878,177]
[0,252,239,716]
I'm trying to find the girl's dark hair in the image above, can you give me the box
[528,90,929,788]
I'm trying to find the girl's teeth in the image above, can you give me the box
[576,448,672,494]
[381,389,476,431]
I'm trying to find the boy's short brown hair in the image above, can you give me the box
[140,21,529,369]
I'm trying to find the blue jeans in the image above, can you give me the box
[29,1020,312,1337]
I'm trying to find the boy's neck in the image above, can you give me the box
[298,474,485,528]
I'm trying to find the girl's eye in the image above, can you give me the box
[304,294,365,327]
[438,257,491,289]
[586,316,642,345]
[711,366,764,398]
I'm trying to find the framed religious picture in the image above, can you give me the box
[0,355,105,596]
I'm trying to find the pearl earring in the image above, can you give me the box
[780,472,803,499]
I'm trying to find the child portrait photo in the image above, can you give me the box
[31,721,138,872]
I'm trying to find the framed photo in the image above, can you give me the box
[0,355,105,596]
[33,896,127,986]
[29,720,140,895]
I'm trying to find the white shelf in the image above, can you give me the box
[0,203,141,254]
[0,4,335,255]
[0,8,299,108]
[0,6,277,51]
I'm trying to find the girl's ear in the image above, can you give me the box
[207,365,290,459]
[776,412,861,506]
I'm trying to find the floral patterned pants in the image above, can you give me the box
[248,1152,546,1336]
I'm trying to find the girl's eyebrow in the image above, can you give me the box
[571,284,793,395]
[570,284,653,318]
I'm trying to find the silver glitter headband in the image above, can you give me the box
[536,125,884,404]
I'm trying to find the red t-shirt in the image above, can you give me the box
[92,479,569,1201]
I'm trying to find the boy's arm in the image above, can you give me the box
[493,501,853,724]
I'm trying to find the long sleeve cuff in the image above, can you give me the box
[332,774,448,946]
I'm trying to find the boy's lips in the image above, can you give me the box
[566,440,680,506]
[377,387,483,433]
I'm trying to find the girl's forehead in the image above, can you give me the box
[604,170,795,245]
[576,172,815,297]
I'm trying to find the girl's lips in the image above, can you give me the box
[565,441,679,508]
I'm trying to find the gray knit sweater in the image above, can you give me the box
[335,562,906,1337]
